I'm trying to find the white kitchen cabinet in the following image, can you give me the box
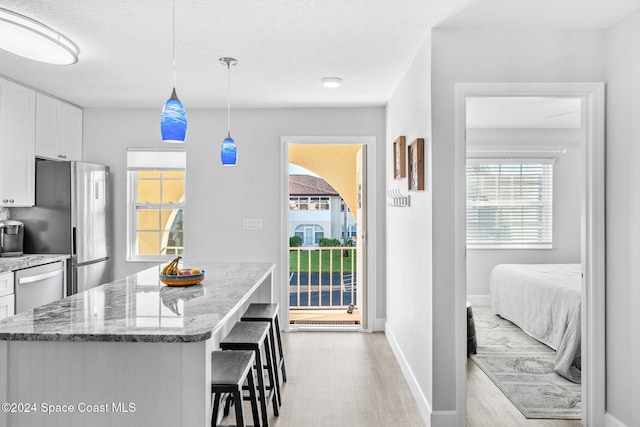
[35,93,83,161]
[0,271,14,298]
[0,271,15,319]
[0,78,36,207]
[0,294,14,319]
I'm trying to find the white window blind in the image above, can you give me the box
[127,148,185,170]
[466,159,553,248]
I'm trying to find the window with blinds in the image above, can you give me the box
[466,159,553,248]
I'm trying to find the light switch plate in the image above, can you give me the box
[242,218,263,230]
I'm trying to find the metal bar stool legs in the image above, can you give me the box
[211,350,260,427]
[220,321,279,427]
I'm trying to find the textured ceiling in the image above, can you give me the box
[439,0,640,29]
[0,0,638,109]
[0,0,474,108]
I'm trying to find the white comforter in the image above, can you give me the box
[490,263,582,383]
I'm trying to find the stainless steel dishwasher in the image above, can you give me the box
[14,261,65,313]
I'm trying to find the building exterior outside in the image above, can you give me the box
[289,174,355,246]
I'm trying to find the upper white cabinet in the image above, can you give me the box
[0,78,36,207]
[35,93,83,161]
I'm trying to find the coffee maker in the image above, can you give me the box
[0,220,24,257]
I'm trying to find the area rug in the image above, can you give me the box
[470,305,581,419]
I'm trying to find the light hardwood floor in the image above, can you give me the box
[220,331,423,427]
[271,332,424,427]
[218,332,583,427]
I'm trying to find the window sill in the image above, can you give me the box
[126,255,181,263]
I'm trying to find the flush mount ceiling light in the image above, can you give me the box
[160,0,187,143]
[321,77,342,88]
[220,57,238,166]
[0,7,79,65]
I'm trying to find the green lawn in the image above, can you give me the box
[289,248,357,273]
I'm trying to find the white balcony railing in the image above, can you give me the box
[289,246,357,309]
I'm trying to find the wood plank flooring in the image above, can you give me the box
[218,331,583,427]
[270,332,424,427]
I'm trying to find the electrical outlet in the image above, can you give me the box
[242,218,263,230]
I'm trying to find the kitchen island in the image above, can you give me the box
[0,261,275,427]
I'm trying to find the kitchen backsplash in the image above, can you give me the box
[0,207,10,220]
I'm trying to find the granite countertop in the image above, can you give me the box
[0,254,71,274]
[0,261,275,343]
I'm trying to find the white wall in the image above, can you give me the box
[604,9,640,427]
[430,28,605,425]
[385,35,435,422]
[82,107,386,318]
[466,128,582,299]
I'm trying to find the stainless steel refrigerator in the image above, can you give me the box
[14,159,111,295]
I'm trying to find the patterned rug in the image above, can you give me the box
[470,305,581,419]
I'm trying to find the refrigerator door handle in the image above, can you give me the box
[72,227,77,255]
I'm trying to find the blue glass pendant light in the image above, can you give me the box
[160,0,187,143]
[161,88,187,143]
[220,132,237,165]
[220,57,238,165]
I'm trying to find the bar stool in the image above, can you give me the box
[220,321,278,427]
[210,350,260,427]
[241,303,287,389]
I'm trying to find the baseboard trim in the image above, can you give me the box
[385,322,432,426]
[431,410,458,427]
[466,295,491,306]
[605,412,629,427]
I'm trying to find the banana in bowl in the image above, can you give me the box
[160,256,205,286]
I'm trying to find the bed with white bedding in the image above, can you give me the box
[490,263,582,383]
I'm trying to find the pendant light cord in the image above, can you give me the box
[172,0,176,88]
[226,62,231,137]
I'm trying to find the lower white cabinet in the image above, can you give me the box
[0,271,14,298]
[0,271,15,319]
[0,293,15,320]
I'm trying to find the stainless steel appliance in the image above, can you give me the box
[15,261,64,313]
[13,160,111,295]
[0,220,24,257]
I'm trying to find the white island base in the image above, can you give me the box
[0,262,274,427]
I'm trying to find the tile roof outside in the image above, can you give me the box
[289,174,339,196]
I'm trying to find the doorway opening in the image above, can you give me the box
[465,95,584,423]
[454,83,605,426]
[282,139,368,330]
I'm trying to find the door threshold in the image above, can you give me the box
[288,325,362,332]
[290,319,360,325]
[289,308,361,325]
